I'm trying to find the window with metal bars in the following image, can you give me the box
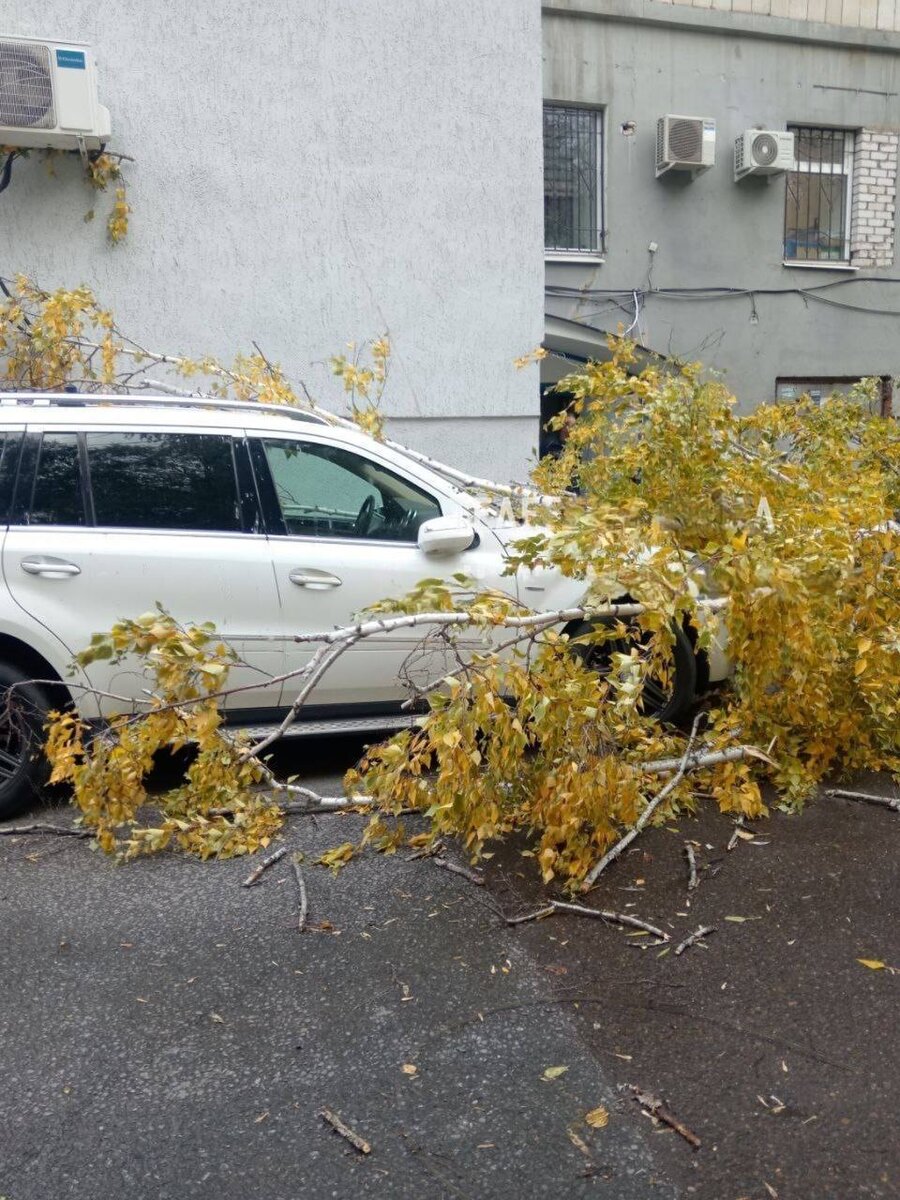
[784,126,854,263]
[543,105,604,254]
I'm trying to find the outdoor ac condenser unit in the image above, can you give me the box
[0,35,110,151]
[655,115,716,178]
[734,129,794,180]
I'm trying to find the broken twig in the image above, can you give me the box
[825,788,900,813]
[631,1086,701,1149]
[292,856,309,932]
[684,843,699,891]
[319,1107,371,1154]
[726,817,744,852]
[0,823,91,838]
[432,856,485,886]
[673,925,717,956]
[241,845,288,887]
[506,900,669,942]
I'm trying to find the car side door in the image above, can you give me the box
[2,425,286,718]
[247,431,513,711]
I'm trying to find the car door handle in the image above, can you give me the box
[20,556,81,578]
[288,568,342,589]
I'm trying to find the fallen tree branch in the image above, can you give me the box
[673,925,716,957]
[506,900,669,942]
[631,1086,701,1150]
[292,856,309,932]
[319,1108,371,1155]
[432,856,485,886]
[0,823,91,838]
[241,845,287,887]
[582,715,703,889]
[824,788,900,813]
[684,843,699,892]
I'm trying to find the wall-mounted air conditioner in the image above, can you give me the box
[0,35,110,151]
[734,129,794,180]
[655,115,716,178]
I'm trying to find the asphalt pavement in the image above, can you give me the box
[1,740,897,1200]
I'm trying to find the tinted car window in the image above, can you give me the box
[25,432,85,526]
[86,432,242,532]
[257,439,442,541]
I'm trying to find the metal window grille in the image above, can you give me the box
[543,105,603,253]
[784,126,854,263]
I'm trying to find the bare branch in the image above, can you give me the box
[292,856,309,932]
[673,925,716,956]
[825,788,900,813]
[319,1108,371,1155]
[241,845,287,887]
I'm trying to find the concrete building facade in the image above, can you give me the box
[0,1,544,481]
[542,0,900,419]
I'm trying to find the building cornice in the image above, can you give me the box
[542,0,900,54]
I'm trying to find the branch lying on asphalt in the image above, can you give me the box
[431,856,485,886]
[824,788,900,813]
[0,823,91,838]
[506,900,669,942]
[241,845,287,887]
[684,843,699,892]
[673,925,717,957]
[319,1108,371,1155]
[292,856,309,932]
[631,1086,701,1150]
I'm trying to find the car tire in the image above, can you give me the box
[0,662,52,821]
[568,617,697,724]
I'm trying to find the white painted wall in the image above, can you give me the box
[0,1,544,480]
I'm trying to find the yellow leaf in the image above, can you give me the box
[857,958,885,970]
[542,1065,568,1080]
[585,1105,609,1128]
[401,1063,418,1075]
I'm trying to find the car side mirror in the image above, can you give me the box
[417,515,476,555]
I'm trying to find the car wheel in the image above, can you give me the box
[568,618,697,724]
[0,662,52,820]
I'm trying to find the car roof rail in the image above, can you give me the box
[0,390,331,425]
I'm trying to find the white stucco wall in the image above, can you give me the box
[0,1,544,480]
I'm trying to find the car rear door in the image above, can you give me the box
[247,431,513,711]
[2,425,285,718]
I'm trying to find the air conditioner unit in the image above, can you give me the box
[0,35,110,151]
[655,115,716,178]
[734,129,794,180]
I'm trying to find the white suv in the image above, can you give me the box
[0,394,728,817]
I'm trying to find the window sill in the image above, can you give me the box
[545,252,606,265]
[782,260,859,272]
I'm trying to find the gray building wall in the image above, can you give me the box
[543,0,900,407]
[0,1,544,481]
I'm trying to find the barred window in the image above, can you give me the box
[543,105,604,254]
[784,127,854,264]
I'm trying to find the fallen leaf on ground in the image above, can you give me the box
[542,1065,569,1080]
[857,958,885,970]
[401,1063,418,1075]
[585,1105,609,1128]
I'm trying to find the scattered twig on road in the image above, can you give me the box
[582,715,704,888]
[506,900,670,942]
[292,856,309,932]
[0,823,91,838]
[684,842,699,891]
[674,925,717,957]
[319,1107,371,1154]
[241,845,288,887]
[631,1086,701,1149]
[432,856,485,886]
[727,817,745,852]
[825,788,900,813]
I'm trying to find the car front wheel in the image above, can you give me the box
[568,618,697,724]
[0,663,52,820]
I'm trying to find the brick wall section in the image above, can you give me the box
[851,130,899,267]
[652,0,900,31]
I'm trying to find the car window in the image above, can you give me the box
[86,432,243,533]
[20,432,86,526]
[255,438,442,541]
